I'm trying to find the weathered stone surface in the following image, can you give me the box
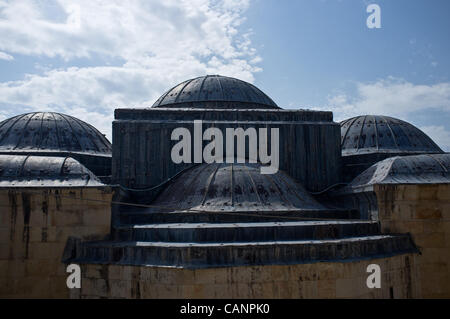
[76,254,418,299]
[0,187,112,298]
[376,184,450,298]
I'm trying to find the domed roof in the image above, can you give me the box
[152,75,279,109]
[341,115,443,156]
[151,163,326,212]
[0,112,112,156]
[0,154,104,187]
[348,154,450,188]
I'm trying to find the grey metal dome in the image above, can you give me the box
[341,115,443,156]
[0,154,103,187]
[348,154,450,188]
[0,112,111,155]
[151,163,326,213]
[152,75,279,109]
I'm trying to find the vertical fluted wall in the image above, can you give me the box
[112,109,342,194]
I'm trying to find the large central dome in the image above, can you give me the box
[152,75,279,109]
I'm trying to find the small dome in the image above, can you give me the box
[0,155,103,187]
[0,112,112,156]
[151,163,326,212]
[348,154,450,188]
[341,115,443,156]
[152,75,279,109]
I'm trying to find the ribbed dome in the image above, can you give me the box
[0,112,111,155]
[341,115,443,156]
[0,154,103,187]
[151,163,326,213]
[152,75,279,109]
[349,154,450,188]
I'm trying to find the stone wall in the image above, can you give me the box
[73,254,417,299]
[375,184,450,298]
[0,187,112,298]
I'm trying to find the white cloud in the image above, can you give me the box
[420,125,450,152]
[0,0,261,140]
[325,77,450,122]
[0,51,13,60]
[321,77,450,152]
[0,0,252,62]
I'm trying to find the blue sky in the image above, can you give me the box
[0,0,449,150]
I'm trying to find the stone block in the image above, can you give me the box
[249,283,265,298]
[415,248,445,265]
[317,279,336,299]
[109,279,131,299]
[414,232,446,248]
[437,185,450,200]
[414,206,442,220]
[49,277,70,298]
[52,209,84,227]
[194,267,229,285]
[108,265,123,280]
[25,259,54,277]
[442,221,450,233]
[259,282,276,299]
[69,287,81,299]
[28,242,63,260]
[121,266,140,281]
[270,265,292,282]
[246,265,273,283]
[401,185,420,200]
[0,260,8,277]
[137,280,153,298]
[0,227,9,243]
[231,283,251,298]
[2,261,25,278]
[82,210,110,227]
[274,281,292,299]
[418,185,439,200]
[420,271,450,296]
[29,227,45,243]
[442,204,450,220]
[152,284,180,299]
[0,243,10,260]
[391,220,423,235]
[91,278,109,297]
[291,263,320,282]
[229,266,251,284]
[84,264,106,279]
[336,276,366,299]
[297,280,318,299]
[317,263,337,280]
[199,283,233,298]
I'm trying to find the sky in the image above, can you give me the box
[0,0,449,150]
